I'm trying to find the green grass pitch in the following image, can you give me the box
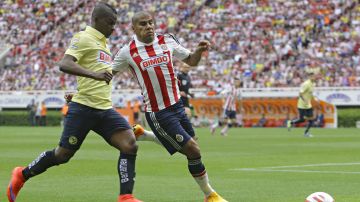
[1,126,360,202]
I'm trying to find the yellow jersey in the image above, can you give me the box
[297,79,314,109]
[65,26,113,109]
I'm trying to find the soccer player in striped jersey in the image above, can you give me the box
[210,77,241,136]
[113,11,227,202]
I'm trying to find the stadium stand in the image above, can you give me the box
[0,0,359,91]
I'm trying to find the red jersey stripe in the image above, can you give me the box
[129,40,159,111]
[158,35,179,103]
[144,44,171,107]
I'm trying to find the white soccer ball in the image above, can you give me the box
[305,192,334,202]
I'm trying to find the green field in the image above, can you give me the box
[1,127,360,202]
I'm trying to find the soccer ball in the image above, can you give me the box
[305,192,334,202]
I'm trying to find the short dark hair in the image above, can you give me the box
[131,11,153,25]
[91,2,117,19]
[101,2,117,14]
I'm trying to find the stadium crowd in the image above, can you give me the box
[0,0,359,91]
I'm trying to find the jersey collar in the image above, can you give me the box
[85,26,105,40]
[134,34,158,45]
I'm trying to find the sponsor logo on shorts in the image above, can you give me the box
[175,134,184,142]
[69,136,78,145]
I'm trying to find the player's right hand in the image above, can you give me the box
[92,70,113,84]
[64,93,73,103]
[196,40,211,52]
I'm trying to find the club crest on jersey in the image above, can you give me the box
[160,44,168,51]
[69,38,79,49]
[132,52,139,58]
[140,54,169,70]
[98,51,112,65]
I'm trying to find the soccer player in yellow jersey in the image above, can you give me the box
[6,3,142,202]
[287,72,319,137]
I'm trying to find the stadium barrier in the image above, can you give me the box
[190,97,337,128]
[116,108,134,125]
[0,90,142,109]
[0,88,356,128]
[191,87,360,106]
[0,87,359,109]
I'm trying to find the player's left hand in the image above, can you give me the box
[196,40,210,52]
[180,91,187,97]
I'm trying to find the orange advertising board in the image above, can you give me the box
[116,108,134,125]
[190,98,336,128]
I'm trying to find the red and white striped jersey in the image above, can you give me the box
[223,86,239,111]
[113,34,191,112]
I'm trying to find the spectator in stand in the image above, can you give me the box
[1,0,360,91]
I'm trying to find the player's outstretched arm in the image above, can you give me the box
[59,54,113,84]
[183,40,210,66]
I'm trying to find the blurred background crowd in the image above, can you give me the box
[0,0,359,92]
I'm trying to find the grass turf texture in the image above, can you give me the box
[1,127,360,202]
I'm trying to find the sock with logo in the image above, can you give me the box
[22,150,59,180]
[118,153,136,194]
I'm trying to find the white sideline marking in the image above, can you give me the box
[261,162,360,169]
[236,168,360,175]
[231,162,360,174]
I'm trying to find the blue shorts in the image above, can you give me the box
[59,102,131,150]
[180,96,190,108]
[298,108,314,120]
[225,110,236,119]
[145,101,195,155]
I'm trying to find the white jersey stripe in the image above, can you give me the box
[152,41,176,105]
[113,34,190,112]
[136,42,165,110]
[128,43,155,110]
